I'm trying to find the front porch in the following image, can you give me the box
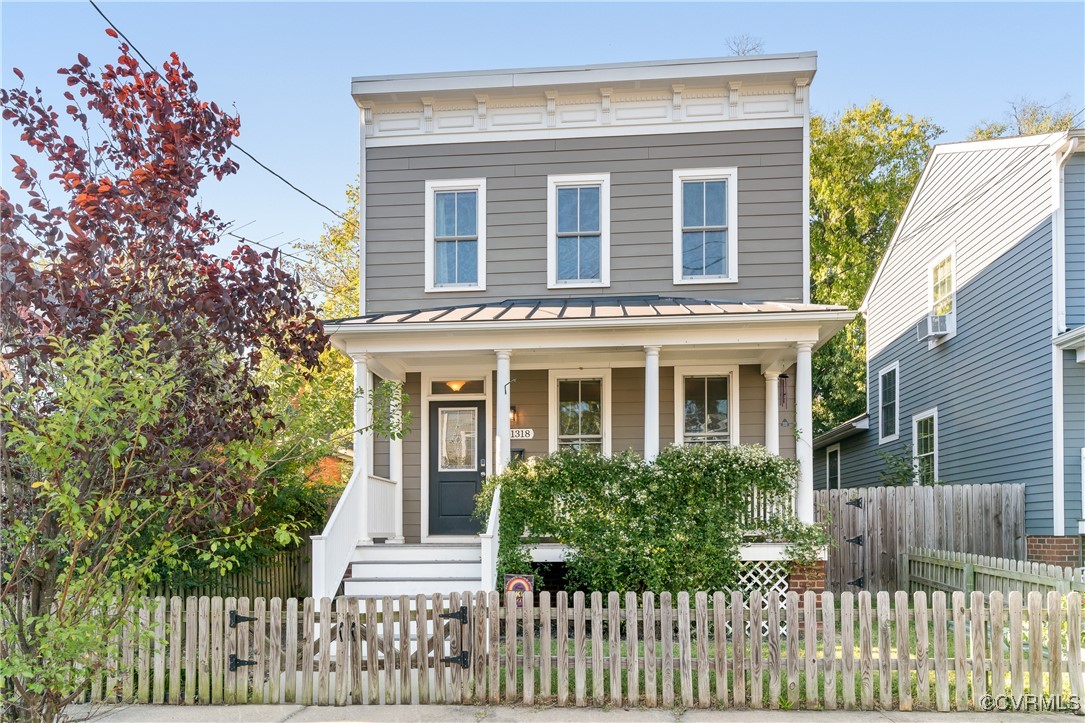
[313,297,852,598]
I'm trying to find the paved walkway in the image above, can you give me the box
[67,704,1067,722]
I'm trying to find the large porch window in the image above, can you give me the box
[674,365,739,446]
[549,369,612,455]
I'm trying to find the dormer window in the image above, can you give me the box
[673,168,739,284]
[547,173,610,288]
[425,179,486,292]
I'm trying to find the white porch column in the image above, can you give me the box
[764,371,780,455]
[795,342,815,524]
[352,352,372,544]
[389,394,405,544]
[495,349,512,474]
[644,346,661,459]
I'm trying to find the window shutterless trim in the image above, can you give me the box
[672,167,739,285]
[826,443,841,489]
[911,406,938,486]
[927,246,957,347]
[672,364,740,446]
[424,178,487,293]
[547,173,610,289]
[548,368,612,456]
[877,361,900,444]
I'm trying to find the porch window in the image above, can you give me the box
[424,179,486,292]
[826,444,841,489]
[557,379,603,452]
[547,173,610,288]
[681,376,730,445]
[878,362,899,443]
[913,408,938,485]
[673,168,739,284]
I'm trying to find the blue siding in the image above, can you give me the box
[1066,152,1085,328]
[1066,350,1085,534]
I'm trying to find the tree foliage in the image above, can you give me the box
[970,96,1078,140]
[0,34,326,722]
[809,100,943,432]
[477,446,826,594]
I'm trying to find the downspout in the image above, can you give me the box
[1050,134,1078,537]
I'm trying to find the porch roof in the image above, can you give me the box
[328,295,848,327]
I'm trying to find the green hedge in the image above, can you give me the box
[476,444,826,593]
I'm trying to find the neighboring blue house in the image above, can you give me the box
[814,129,1085,566]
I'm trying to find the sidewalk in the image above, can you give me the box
[67,703,1067,722]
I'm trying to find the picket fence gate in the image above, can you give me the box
[84,589,1085,711]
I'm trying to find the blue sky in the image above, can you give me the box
[2,2,1083,259]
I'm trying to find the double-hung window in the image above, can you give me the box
[549,369,611,455]
[547,174,610,288]
[928,250,956,344]
[826,444,841,489]
[912,408,938,485]
[674,366,739,446]
[425,179,486,292]
[878,362,899,443]
[673,168,739,284]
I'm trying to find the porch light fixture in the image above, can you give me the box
[445,380,467,392]
[510,406,517,424]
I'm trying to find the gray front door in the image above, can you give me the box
[429,400,486,535]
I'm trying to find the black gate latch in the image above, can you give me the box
[229,610,258,628]
[439,605,469,625]
[442,650,470,669]
[229,654,257,671]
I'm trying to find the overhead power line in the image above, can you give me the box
[87,0,349,224]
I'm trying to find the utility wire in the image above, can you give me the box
[87,0,349,224]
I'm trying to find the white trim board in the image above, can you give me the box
[877,361,900,444]
[825,443,841,490]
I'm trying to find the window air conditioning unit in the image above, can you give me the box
[918,312,950,341]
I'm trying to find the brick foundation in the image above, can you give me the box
[1026,535,1082,567]
[787,560,828,596]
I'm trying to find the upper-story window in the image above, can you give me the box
[547,173,610,288]
[424,179,486,292]
[927,249,957,345]
[673,168,739,284]
[878,361,899,444]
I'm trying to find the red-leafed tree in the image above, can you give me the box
[0,32,326,721]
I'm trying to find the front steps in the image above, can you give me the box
[342,542,483,598]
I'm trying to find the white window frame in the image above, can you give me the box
[672,167,739,285]
[673,364,740,446]
[548,368,612,456]
[424,178,487,293]
[547,173,611,289]
[912,407,939,486]
[927,247,957,347]
[878,361,900,444]
[826,444,842,490]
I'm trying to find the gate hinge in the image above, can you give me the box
[845,497,864,509]
[845,534,864,546]
[229,610,258,628]
[439,605,469,625]
[442,650,470,669]
[229,654,257,671]
[847,576,865,589]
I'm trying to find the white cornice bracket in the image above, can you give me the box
[728,81,742,119]
[671,84,684,121]
[794,77,810,115]
[545,90,558,128]
[421,96,434,133]
[600,87,612,125]
[360,101,374,137]
[475,94,488,130]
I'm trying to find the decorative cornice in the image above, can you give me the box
[420,97,434,133]
[728,81,742,117]
[475,94,488,130]
[671,84,684,121]
[545,90,557,128]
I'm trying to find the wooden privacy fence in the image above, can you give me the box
[905,548,1085,597]
[149,547,310,601]
[816,483,1026,593]
[82,589,1085,711]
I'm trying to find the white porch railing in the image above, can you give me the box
[367,474,397,539]
[741,488,796,534]
[310,467,364,600]
[479,485,501,591]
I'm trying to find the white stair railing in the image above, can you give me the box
[310,466,366,600]
[479,485,501,591]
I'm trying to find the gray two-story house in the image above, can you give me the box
[814,130,1085,567]
[313,55,854,598]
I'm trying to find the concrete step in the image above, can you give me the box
[352,543,481,564]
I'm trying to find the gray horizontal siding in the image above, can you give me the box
[1066,152,1085,328]
[364,128,804,313]
[852,141,1060,533]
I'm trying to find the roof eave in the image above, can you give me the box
[813,414,870,448]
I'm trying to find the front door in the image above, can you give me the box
[429,400,486,535]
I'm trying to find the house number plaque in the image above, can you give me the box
[510,428,534,439]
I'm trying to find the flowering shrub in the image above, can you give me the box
[477,444,826,593]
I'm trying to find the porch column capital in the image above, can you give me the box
[495,349,512,360]
[644,345,661,355]
[796,341,815,353]
[764,370,780,381]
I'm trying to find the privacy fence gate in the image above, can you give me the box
[85,590,1085,711]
